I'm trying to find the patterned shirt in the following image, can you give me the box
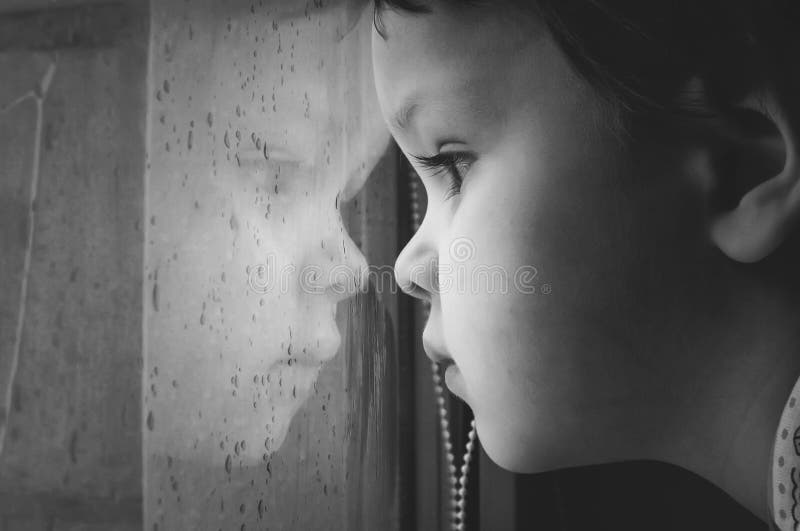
[770,375,800,530]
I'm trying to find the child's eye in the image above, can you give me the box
[409,151,474,201]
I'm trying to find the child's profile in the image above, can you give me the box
[369,0,800,527]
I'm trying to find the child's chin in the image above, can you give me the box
[480,425,589,476]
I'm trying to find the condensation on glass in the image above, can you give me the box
[145,1,397,530]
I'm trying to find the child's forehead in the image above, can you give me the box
[373,11,547,99]
[373,1,540,54]
[373,11,538,84]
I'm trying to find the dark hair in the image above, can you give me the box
[373,0,800,132]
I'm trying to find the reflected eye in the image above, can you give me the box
[410,151,474,201]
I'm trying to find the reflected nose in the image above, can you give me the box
[394,218,437,302]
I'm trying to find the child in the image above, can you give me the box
[370,0,800,527]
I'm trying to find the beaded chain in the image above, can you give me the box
[409,171,478,530]
[432,357,478,531]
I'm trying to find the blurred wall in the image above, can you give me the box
[0,3,148,530]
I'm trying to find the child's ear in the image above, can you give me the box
[709,86,800,263]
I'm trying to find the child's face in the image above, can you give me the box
[372,4,727,471]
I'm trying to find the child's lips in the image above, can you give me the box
[422,335,453,368]
[444,364,466,398]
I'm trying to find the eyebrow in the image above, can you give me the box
[391,96,421,133]
[391,88,489,139]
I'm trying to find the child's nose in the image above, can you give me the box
[394,224,437,302]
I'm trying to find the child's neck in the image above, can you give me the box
[661,312,800,523]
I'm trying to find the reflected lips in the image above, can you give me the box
[295,328,340,366]
[296,305,341,365]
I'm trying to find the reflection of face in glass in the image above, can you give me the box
[146,1,388,462]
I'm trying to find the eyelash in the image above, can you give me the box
[410,151,473,201]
